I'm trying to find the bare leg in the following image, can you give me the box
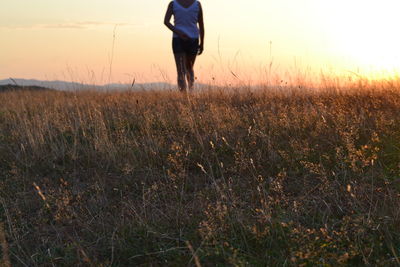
[186,55,197,90]
[174,53,187,91]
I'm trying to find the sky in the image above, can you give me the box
[1,0,400,85]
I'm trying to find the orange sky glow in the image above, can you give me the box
[1,0,400,86]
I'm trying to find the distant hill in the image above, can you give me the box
[0,78,176,91]
[0,84,54,92]
[0,78,96,91]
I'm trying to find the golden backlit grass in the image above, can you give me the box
[0,84,400,266]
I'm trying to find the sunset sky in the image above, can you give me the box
[1,0,400,85]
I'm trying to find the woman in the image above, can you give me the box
[164,0,204,91]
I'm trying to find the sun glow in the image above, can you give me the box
[320,0,400,77]
[2,0,400,84]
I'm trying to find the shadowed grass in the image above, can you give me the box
[0,85,400,266]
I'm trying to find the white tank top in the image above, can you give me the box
[173,0,200,39]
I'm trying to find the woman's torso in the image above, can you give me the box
[173,0,200,39]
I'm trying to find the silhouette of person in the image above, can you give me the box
[164,0,204,91]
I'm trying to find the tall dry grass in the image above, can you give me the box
[0,83,400,266]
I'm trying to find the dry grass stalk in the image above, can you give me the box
[186,241,202,267]
[33,182,50,209]
[0,222,11,267]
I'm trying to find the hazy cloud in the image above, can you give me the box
[0,21,135,30]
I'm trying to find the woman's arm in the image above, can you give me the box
[198,2,205,55]
[164,1,189,40]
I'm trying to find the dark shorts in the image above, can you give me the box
[172,37,199,55]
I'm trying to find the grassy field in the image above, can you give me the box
[0,84,400,266]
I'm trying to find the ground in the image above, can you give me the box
[0,85,399,266]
